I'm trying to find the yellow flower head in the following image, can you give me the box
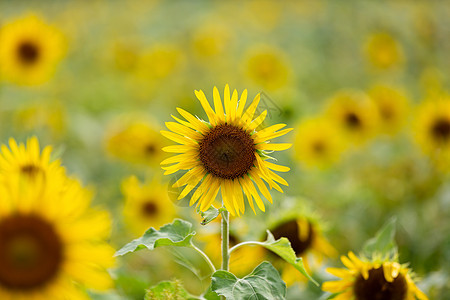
[325,90,379,145]
[0,137,65,183]
[364,32,404,70]
[368,85,410,135]
[0,14,66,85]
[323,252,428,300]
[293,117,346,169]
[268,216,337,286]
[244,46,290,90]
[0,139,114,299]
[105,118,168,167]
[122,176,177,236]
[161,85,292,216]
[414,97,450,169]
[135,43,184,80]
[191,21,232,59]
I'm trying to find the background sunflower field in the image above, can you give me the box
[0,0,449,299]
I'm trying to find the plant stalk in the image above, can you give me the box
[220,210,229,300]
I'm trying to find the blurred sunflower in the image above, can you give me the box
[135,43,184,80]
[0,14,66,85]
[199,231,265,277]
[122,176,176,236]
[191,21,232,59]
[323,252,428,300]
[364,32,404,70]
[414,97,450,168]
[293,117,345,169]
[105,118,168,167]
[244,46,290,90]
[368,85,410,135]
[0,140,114,299]
[0,137,64,182]
[161,85,292,216]
[325,90,379,145]
[268,217,336,286]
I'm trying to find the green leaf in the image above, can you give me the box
[145,280,198,300]
[211,262,286,300]
[197,206,220,225]
[115,219,196,256]
[362,217,398,258]
[261,231,318,285]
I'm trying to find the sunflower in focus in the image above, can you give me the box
[244,46,290,90]
[414,97,450,168]
[0,139,114,299]
[161,85,292,216]
[323,252,428,300]
[105,118,168,167]
[293,117,346,169]
[325,90,379,146]
[267,216,336,286]
[122,176,177,236]
[364,32,404,70]
[0,14,66,85]
[368,85,410,135]
[0,137,64,182]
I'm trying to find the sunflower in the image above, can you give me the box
[244,46,290,90]
[0,139,114,299]
[0,14,66,85]
[293,117,346,169]
[0,137,64,182]
[161,85,292,216]
[122,176,177,236]
[325,90,379,145]
[267,216,336,286]
[363,32,404,70]
[105,117,168,167]
[135,43,184,80]
[322,252,428,300]
[368,85,410,135]
[414,97,450,168]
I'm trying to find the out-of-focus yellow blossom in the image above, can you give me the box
[122,176,177,236]
[105,117,168,167]
[414,97,450,170]
[112,39,141,72]
[191,21,232,59]
[244,46,291,91]
[13,100,66,137]
[242,0,282,32]
[293,117,346,169]
[267,216,336,287]
[420,68,445,98]
[325,90,379,146]
[364,32,404,70]
[368,85,410,135]
[135,43,184,80]
[0,138,114,300]
[0,14,66,85]
[323,252,428,300]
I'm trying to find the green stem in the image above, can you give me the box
[228,241,263,255]
[191,243,216,274]
[221,210,230,271]
[220,210,229,300]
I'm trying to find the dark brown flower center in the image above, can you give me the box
[271,219,314,256]
[144,144,156,155]
[431,118,450,142]
[345,112,362,128]
[141,201,158,217]
[380,105,394,121]
[0,214,63,291]
[312,141,326,154]
[17,41,40,65]
[354,267,407,300]
[199,123,255,179]
[20,164,42,178]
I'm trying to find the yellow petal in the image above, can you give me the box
[161,130,197,145]
[213,86,225,123]
[257,143,292,151]
[236,89,248,118]
[242,93,261,124]
[194,90,217,125]
[176,107,210,133]
[165,122,203,140]
[247,110,268,132]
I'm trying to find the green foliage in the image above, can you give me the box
[197,206,220,225]
[261,231,318,285]
[362,217,398,258]
[115,219,196,256]
[211,262,286,300]
[145,280,197,300]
